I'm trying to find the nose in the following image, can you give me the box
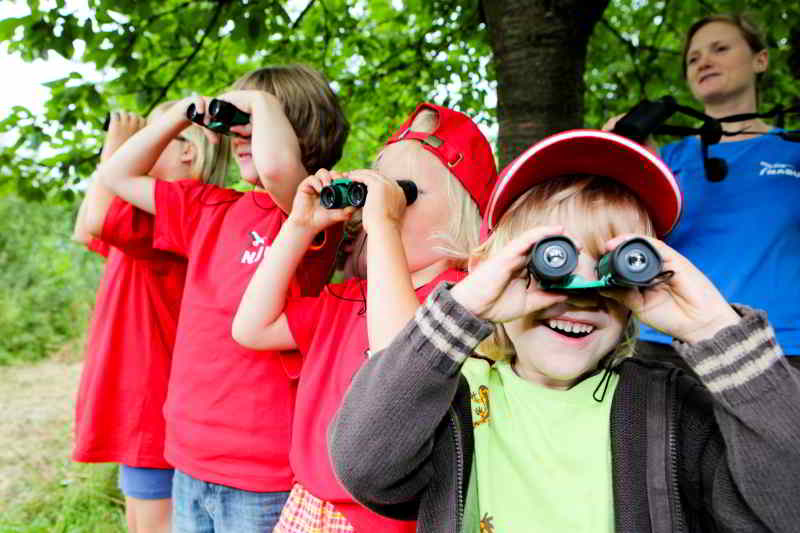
[573,250,598,282]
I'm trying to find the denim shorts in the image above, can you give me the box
[118,465,175,500]
[172,469,289,532]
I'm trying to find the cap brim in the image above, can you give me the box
[484,130,682,237]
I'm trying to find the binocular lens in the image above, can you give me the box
[528,236,578,282]
[347,182,367,208]
[604,239,661,285]
[320,186,342,209]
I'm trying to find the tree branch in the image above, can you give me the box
[291,0,316,29]
[145,1,227,114]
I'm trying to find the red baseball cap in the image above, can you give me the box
[482,129,682,238]
[385,103,498,215]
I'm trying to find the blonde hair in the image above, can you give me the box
[148,101,228,185]
[475,175,655,367]
[232,64,350,173]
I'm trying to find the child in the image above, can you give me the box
[329,130,800,532]
[96,65,350,531]
[231,103,498,532]
[72,103,225,533]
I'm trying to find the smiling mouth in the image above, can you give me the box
[698,73,719,84]
[545,319,595,339]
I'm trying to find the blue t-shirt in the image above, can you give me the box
[640,132,800,355]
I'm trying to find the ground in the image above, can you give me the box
[0,355,82,511]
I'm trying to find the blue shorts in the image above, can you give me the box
[118,465,175,500]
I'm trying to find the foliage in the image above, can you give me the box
[2,0,799,199]
[586,0,800,132]
[0,194,104,364]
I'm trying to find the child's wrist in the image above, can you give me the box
[284,217,323,240]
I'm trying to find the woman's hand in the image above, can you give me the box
[602,113,660,156]
[287,169,356,234]
[599,235,740,344]
[101,111,146,161]
[346,169,407,235]
[450,227,569,323]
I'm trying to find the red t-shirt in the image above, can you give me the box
[87,237,111,257]
[153,179,339,491]
[73,198,187,468]
[284,269,465,531]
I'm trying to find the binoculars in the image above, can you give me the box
[320,179,418,209]
[186,99,250,135]
[527,236,663,291]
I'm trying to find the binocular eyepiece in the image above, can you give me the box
[320,179,418,209]
[527,236,663,291]
[186,99,250,135]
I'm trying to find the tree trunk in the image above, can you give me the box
[482,0,610,167]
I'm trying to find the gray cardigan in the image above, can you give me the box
[330,283,800,532]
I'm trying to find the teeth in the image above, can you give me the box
[547,320,594,335]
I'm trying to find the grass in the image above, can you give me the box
[0,348,126,533]
[0,463,126,533]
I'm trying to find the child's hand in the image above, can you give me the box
[288,169,356,233]
[599,235,740,344]
[450,226,569,323]
[171,94,218,144]
[101,111,146,162]
[211,89,268,139]
[347,169,407,235]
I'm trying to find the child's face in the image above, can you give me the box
[374,140,453,273]
[504,234,630,389]
[230,124,258,185]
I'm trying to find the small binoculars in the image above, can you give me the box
[527,236,663,291]
[186,99,250,135]
[320,179,418,209]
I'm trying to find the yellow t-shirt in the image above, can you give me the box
[461,358,618,533]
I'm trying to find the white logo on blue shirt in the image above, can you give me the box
[760,161,800,178]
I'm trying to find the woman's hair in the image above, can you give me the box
[473,176,655,366]
[148,101,228,186]
[682,13,767,79]
[232,64,350,174]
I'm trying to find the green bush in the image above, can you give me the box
[0,194,104,365]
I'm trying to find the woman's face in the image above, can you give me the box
[685,21,767,106]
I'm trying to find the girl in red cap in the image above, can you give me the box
[232,103,498,532]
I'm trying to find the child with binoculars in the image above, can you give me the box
[73,102,225,533]
[231,102,498,532]
[329,129,800,532]
[96,65,349,532]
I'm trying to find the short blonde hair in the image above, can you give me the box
[357,108,480,270]
[475,175,655,366]
[233,64,350,173]
[149,101,228,185]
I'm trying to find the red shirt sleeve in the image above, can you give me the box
[153,179,235,257]
[100,197,164,260]
[87,237,110,258]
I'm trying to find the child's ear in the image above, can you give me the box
[180,142,196,164]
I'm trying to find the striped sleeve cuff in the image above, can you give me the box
[413,282,495,376]
[674,305,786,402]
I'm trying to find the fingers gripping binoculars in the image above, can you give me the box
[186,99,250,135]
[320,179,418,209]
[528,236,664,291]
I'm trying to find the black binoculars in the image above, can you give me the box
[320,179,418,209]
[527,236,663,291]
[186,99,250,135]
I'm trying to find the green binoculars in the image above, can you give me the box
[320,179,418,209]
[527,236,663,291]
[186,99,250,136]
